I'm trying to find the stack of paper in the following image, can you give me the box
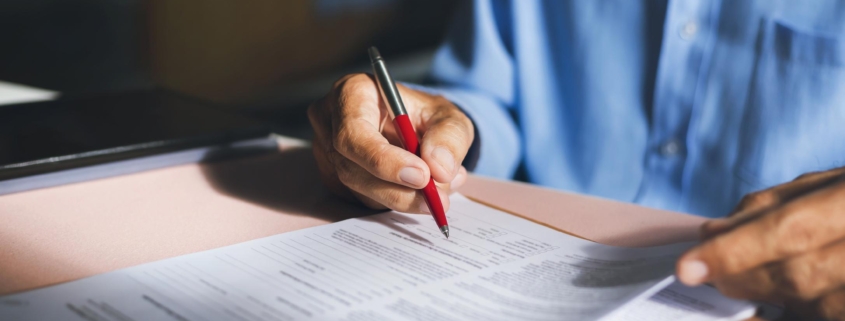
[0,195,755,320]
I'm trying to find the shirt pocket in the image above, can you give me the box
[735,18,845,192]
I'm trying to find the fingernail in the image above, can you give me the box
[432,147,456,176]
[399,167,426,187]
[419,202,430,214]
[679,259,709,286]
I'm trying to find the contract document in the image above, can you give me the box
[0,195,755,321]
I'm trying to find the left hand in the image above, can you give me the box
[676,167,845,320]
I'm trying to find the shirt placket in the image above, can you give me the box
[637,0,713,211]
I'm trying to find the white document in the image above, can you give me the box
[607,281,757,321]
[0,195,755,320]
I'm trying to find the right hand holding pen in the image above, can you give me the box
[308,73,474,213]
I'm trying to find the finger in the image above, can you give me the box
[311,97,367,205]
[333,153,450,213]
[417,100,474,183]
[312,135,361,198]
[713,238,845,301]
[331,78,432,189]
[815,289,845,321]
[733,168,845,214]
[702,167,845,238]
[678,180,845,286]
[334,119,432,188]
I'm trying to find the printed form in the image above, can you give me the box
[0,195,755,321]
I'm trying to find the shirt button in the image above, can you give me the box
[660,139,683,156]
[679,21,698,40]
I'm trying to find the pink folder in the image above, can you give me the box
[0,144,705,296]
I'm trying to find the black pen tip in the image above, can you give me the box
[368,46,382,62]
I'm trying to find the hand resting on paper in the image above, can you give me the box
[308,73,473,213]
[677,167,845,320]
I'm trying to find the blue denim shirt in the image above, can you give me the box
[425,0,845,217]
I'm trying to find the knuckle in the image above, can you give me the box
[453,107,473,129]
[442,99,470,123]
[772,210,816,254]
[739,191,779,210]
[795,171,820,181]
[708,234,765,274]
[332,74,374,108]
[438,123,466,145]
[338,73,372,93]
[428,118,472,149]
[331,73,358,91]
[346,73,371,83]
[445,118,468,135]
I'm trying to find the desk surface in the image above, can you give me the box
[0,140,705,296]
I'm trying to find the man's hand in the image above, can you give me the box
[677,167,845,320]
[308,73,474,213]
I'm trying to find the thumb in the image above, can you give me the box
[419,106,475,184]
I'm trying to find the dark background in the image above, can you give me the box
[0,0,459,138]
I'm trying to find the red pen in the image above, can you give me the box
[368,46,449,238]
